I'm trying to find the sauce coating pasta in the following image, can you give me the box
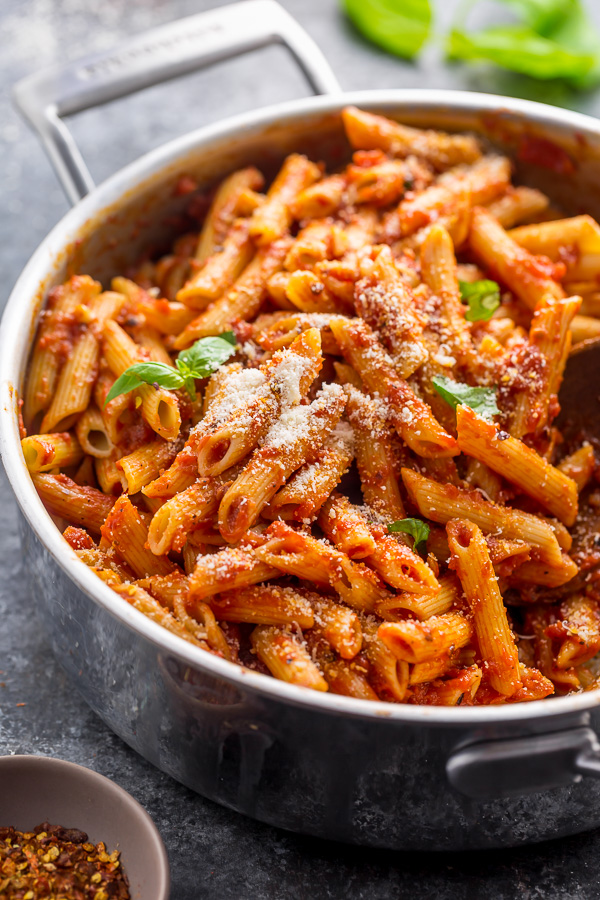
[22,107,600,705]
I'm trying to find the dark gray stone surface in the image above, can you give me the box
[3,0,600,896]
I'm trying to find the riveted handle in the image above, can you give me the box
[447,726,600,799]
[12,0,341,206]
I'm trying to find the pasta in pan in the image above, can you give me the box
[21,106,600,705]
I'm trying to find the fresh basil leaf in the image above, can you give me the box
[103,362,183,407]
[447,0,600,87]
[388,517,430,553]
[494,0,574,33]
[342,0,432,60]
[447,24,597,83]
[459,279,501,322]
[176,333,237,380]
[432,375,500,421]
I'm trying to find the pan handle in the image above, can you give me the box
[446,726,600,799]
[12,0,341,206]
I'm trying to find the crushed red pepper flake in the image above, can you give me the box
[0,822,130,899]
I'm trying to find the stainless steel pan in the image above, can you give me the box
[3,0,600,850]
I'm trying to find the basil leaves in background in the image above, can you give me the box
[342,0,600,86]
[459,279,501,322]
[104,331,236,406]
[342,0,432,59]
[388,517,431,554]
[432,375,500,421]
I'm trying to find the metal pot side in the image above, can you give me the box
[5,91,600,849]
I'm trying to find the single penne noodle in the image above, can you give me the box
[251,626,328,691]
[365,525,440,595]
[102,495,177,578]
[249,153,320,246]
[140,297,197,334]
[378,612,472,664]
[318,492,377,559]
[464,458,503,504]
[402,468,563,567]
[485,186,549,229]
[75,404,114,458]
[218,383,345,542]
[510,296,580,439]
[254,312,341,355]
[94,455,126,495]
[117,436,183,494]
[361,616,409,702]
[307,593,363,660]
[469,206,565,310]
[409,654,456,686]
[173,236,292,347]
[289,173,347,219]
[508,554,578,588]
[411,665,483,706]
[254,522,392,613]
[284,219,345,272]
[354,245,428,378]
[305,634,378,699]
[147,477,226,555]
[447,519,521,697]
[195,165,264,264]
[558,444,595,492]
[456,405,578,526]
[375,573,460,621]
[22,432,83,473]
[343,384,406,520]
[552,595,600,670]
[111,275,198,335]
[94,370,133,447]
[265,423,354,522]
[571,314,600,344]
[341,106,481,171]
[509,215,600,281]
[202,361,243,414]
[346,156,431,207]
[419,224,472,367]
[188,545,279,601]
[209,584,314,628]
[193,327,323,478]
[114,582,208,650]
[265,272,296,310]
[33,473,115,535]
[142,445,199,499]
[177,218,254,308]
[330,317,458,458]
[285,270,344,314]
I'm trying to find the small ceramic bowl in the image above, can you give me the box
[0,755,170,900]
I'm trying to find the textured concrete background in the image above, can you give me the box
[2,0,600,896]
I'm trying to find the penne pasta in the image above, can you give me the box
[23,105,596,707]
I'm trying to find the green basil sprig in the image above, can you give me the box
[340,0,600,88]
[447,0,600,88]
[459,279,501,322]
[104,331,236,407]
[342,0,432,60]
[432,375,500,422]
[388,517,430,554]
